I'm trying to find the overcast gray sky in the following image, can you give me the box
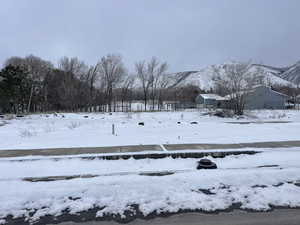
[0,0,300,72]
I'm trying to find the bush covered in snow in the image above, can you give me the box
[19,128,37,138]
[67,122,81,129]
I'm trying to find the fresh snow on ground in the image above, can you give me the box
[0,149,300,222]
[1,110,300,150]
[1,110,300,223]
[0,149,299,180]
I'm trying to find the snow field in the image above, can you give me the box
[0,110,300,150]
[1,110,300,223]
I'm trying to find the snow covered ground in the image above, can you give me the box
[1,110,300,150]
[0,148,300,223]
[1,110,300,224]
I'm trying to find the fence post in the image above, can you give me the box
[112,124,115,135]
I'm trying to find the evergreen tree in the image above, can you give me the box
[0,65,31,113]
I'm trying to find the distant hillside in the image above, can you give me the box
[170,62,299,91]
[254,61,300,85]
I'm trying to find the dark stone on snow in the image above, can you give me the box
[252,185,268,188]
[138,122,144,126]
[84,116,89,118]
[197,159,217,169]
[294,182,300,187]
[190,121,198,124]
[257,165,279,168]
[177,122,181,124]
[197,189,216,195]
[139,171,174,176]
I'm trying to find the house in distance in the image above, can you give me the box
[241,85,289,110]
[196,85,289,110]
[196,94,228,108]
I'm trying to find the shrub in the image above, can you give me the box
[67,122,81,129]
[19,128,37,138]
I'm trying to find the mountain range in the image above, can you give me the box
[170,61,300,91]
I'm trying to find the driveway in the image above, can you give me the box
[48,209,300,225]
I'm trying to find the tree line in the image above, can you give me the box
[0,54,201,114]
[1,55,299,115]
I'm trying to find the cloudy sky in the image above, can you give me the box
[0,0,300,72]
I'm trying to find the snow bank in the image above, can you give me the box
[0,149,299,179]
[0,149,300,222]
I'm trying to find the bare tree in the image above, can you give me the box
[85,64,100,111]
[57,57,90,111]
[135,57,168,111]
[277,84,300,110]
[156,73,171,110]
[135,61,150,111]
[58,56,89,81]
[150,59,168,110]
[58,57,88,79]
[212,62,257,115]
[98,54,126,112]
[297,84,300,110]
[119,75,135,111]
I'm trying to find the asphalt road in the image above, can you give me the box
[49,209,300,225]
[1,140,300,158]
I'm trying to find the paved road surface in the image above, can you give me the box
[49,209,300,225]
[1,140,300,158]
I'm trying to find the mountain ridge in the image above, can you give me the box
[170,61,300,91]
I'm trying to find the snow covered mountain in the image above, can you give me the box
[254,61,300,85]
[170,62,299,91]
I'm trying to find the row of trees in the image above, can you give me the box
[0,54,202,114]
[1,55,299,115]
